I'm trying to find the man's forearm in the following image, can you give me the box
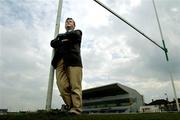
[59,30,82,41]
[50,39,62,48]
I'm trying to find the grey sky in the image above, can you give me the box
[0,0,180,112]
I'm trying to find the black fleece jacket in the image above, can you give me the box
[50,30,82,68]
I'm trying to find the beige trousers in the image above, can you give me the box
[56,59,82,113]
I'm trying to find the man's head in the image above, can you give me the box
[65,18,76,31]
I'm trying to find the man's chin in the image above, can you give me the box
[66,27,74,31]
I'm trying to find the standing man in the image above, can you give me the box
[50,18,83,115]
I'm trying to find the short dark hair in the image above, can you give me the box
[65,18,76,26]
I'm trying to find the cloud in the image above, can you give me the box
[0,0,58,111]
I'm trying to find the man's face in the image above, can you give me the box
[65,19,75,31]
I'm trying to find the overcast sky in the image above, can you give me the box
[0,0,180,112]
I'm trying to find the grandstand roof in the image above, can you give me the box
[82,83,137,99]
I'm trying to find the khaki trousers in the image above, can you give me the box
[56,59,82,113]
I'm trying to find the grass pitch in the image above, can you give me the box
[0,111,180,120]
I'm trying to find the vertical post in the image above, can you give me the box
[169,71,180,111]
[46,0,63,111]
[152,0,180,112]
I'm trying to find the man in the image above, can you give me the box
[50,18,83,115]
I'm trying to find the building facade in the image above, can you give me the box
[82,83,144,113]
[0,109,8,115]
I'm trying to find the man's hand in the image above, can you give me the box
[62,39,69,42]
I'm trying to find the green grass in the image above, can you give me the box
[1,112,180,120]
